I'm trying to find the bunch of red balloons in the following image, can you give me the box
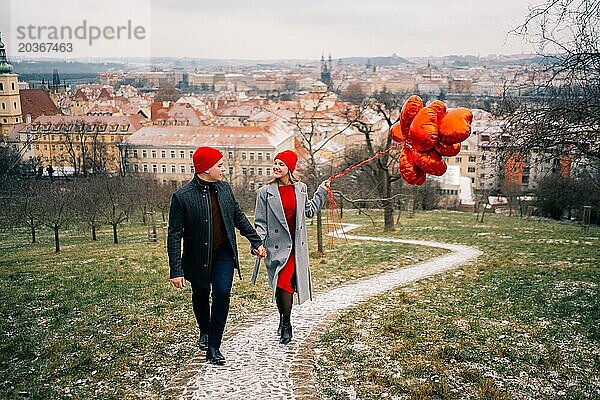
[390,95,473,185]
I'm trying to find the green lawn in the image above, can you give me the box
[315,211,600,399]
[0,216,443,400]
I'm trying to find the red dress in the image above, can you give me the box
[277,184,296,294]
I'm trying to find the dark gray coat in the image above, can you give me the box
[168,177,262,288]
[253,181,328,304]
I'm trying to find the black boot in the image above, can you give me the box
[206,347,226,365]
[275,289,284,335]
[198,333,209,351]
[277,314,283,335]
[280,319,292,345]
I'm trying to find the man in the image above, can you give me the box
[168,146,266,365]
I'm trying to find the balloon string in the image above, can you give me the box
[324,142,403,246]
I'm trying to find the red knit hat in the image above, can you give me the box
[193,146,223,173]
[275,150,298,173]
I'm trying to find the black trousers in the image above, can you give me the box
[191,246,235,350]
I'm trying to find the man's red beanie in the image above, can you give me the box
[193,146,223,173]
[275,150,298,173]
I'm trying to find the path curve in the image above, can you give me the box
[173,223,482,399]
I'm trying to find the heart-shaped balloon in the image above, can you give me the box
[408,107,439,151]
[400,95,423,140]
[439,108,473,145]
[435,141,461,157]
[399,145,426,186]
[413,149,448,176]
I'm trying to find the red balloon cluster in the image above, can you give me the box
[390,95,473,186]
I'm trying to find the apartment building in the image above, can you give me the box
[122,121,295,188]
[18,114,147,175]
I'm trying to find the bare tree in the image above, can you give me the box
[412,179,441,211]
[131,176,156,225]
[0,143,23,181]
[63,119,92,177]
[132,177,173,223]
[34,180,76,252]
[500,0,600,186]
[155,182,174,222]
[15,181,44,243]
[0,135,36,185]
[97,174,134,244]
[74,177,103,240]
[332,143,407,219]
[474,188,493,223]
[340,82,368,105]
[0,178,43,242]
[502,181,523,217]
[90,131,110,175]
[346,90,408,231]
[57,119,117,177]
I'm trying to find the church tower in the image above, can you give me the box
[320,54,332,90]
[0,33,22,137]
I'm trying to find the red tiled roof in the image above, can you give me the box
[125,123,293,149]
[9,123,27,141]
[301,92,326,100]
[87,105,121,115]
[72,88,88,101]
[97,87,113,100]
[19,89,61,118]
[215,104,259,117]
[151,102,210,126]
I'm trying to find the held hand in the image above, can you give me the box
[322,179,331,189]
[257,245,267,258]
[170,277,186,289]
[253,246,267,258]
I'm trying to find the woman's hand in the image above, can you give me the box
[322,179,331,189]
[252,245,267,258]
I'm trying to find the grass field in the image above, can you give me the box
[314,211,600,399]
[0,215,444,399]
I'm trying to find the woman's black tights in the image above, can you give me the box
[276,287,294,343]
[276,287,293,322]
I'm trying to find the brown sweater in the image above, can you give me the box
[209,188,227,250]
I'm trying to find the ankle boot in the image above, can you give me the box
[198,333,209,351]
[206,347,226,365]
[280,320,292,345]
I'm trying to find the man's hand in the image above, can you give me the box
[170,277,186,289]
[252,245,267,258]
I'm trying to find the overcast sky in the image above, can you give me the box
[1,0,538,60]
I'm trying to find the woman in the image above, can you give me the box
[253,150,330,344]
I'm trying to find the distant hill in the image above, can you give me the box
[442,54,546,67]
[13,60,127,75]
[337,54,412,66]
[497,55,548,66]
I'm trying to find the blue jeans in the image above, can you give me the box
[191,246,235,350]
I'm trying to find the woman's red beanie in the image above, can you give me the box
[274,150,298,173]
[193,146,223,173]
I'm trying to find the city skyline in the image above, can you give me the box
[0,0,540,60]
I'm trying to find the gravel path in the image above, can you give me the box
[170,223,482,399]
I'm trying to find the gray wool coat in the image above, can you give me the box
[253,181,328,305]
